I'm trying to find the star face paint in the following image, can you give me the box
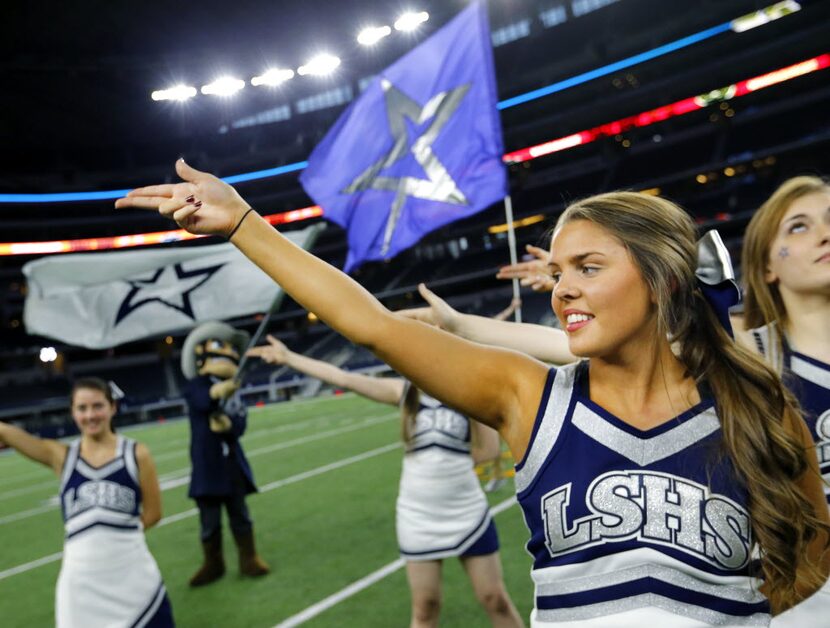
[766,190,830,296]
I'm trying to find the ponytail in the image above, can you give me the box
[678,291,827,611]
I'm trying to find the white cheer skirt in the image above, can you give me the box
[396,447,493,561]
[56,527,168,628]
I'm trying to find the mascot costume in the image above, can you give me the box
[181,321,270,586]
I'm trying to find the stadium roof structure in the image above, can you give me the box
[1,0,829,381]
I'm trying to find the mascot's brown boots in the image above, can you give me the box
[233,530,270,577]
[189,532,226,587]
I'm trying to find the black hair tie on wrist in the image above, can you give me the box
[227,207,255,240]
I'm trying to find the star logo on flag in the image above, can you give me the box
[115,262,224,325]
[343,80,470,254]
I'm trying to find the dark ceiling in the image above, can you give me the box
[1,0,829,361]
[2,0,798,191]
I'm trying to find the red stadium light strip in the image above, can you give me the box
[0,205,323,256]
[503,53,830,164]
[2,54,827,257]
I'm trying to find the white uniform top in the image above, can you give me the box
[57,436,169,628]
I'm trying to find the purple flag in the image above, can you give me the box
[300,2,506,271]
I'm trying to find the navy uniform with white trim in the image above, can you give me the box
[396,388,499,560]
[752,325,830,508]
[57,435,173,628]
[517,362,770,627]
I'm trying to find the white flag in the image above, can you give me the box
[23,225,324,348]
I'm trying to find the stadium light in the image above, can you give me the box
[201,76,246,97]
[394,11,429,32]
[251,68,295,87]
[39,347,57,363]
[297,54,341,76]
[151,84,197,102]
[357,25,392,46]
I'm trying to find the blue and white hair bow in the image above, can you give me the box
[695,230,741,338]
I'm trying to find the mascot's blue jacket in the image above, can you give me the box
[183,375,257,499]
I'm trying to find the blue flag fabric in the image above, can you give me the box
[300,3,506,271]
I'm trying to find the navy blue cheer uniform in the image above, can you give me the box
[752,325,830,508]
[58,436,174,627]
[516,362,769,627]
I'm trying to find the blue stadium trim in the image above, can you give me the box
[497,22,730,110]
[0,23,730,204]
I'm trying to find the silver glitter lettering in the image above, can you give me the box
[542,471,750,568]
[704,496,750,569]
[64,480,136,517]
[542,484,592,552]
[590,473,643,539]
[642,475,706,553]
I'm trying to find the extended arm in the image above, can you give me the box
[0,422,66,475]
[247,335,405,406]
[136,443,162,529]
[493,297,522,322]
[400,284,576,365]
[116,161,550,461]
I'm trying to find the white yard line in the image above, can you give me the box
[0,479,57,502]
[0,442,401,582]
[0,393,366,497]
[273,496,518,628]
[0,412,397,523]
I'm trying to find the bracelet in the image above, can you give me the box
[227,207,256,240]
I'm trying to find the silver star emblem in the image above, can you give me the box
[343,80,470,255]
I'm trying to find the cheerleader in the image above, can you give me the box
[735,176,830,625]
[117,159,829,625]
[247,335,524,627]
[0,377,174,627]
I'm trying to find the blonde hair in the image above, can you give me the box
[557,191,828,612]
[742,176,830,368]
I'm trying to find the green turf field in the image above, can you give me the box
[0,393,534,627]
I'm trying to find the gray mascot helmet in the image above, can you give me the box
[181,321,251,379]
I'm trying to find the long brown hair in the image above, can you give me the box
[400,381,420,443]
[742,176,830,368]
[557,191,828,612]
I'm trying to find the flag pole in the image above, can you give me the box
[234,223,326,383]
[503,195,522,323]
[234,291,286,382]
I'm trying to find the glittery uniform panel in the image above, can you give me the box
[516,362,770,626]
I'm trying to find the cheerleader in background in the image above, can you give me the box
[734,176,830,625]
[0,377,174,627]
[247,335,524,628]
